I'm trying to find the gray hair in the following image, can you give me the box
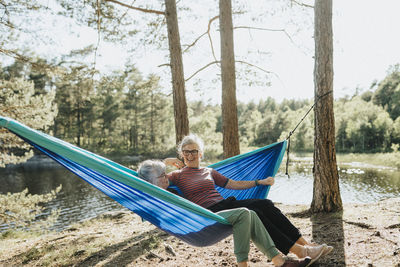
[137,160,166,184]
[177,134,204,154]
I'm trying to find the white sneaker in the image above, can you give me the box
[305,244,326,266]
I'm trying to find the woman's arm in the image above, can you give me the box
[225,177,275,190]
[164,158,185,169]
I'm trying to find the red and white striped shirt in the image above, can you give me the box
[167,167,229,208]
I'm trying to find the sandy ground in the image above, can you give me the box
[1,198,399,267]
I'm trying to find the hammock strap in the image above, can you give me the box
[285,90,333,176]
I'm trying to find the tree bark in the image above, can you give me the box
[219,0,240,158]
[165,0,189,144]
[311,0,343,213]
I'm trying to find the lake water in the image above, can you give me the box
[1,156,399,232]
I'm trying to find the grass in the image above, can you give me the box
[286,151,400,170]
[336,152,400,169]
[0,229,42,240]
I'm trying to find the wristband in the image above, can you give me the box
[255,179,259,186]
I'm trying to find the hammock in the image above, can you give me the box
[0,116,287,247]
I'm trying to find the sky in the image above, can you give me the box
[229,0,400,103]
[100,0,400,103]
[5,0,400,104]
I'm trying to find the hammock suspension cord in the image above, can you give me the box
[285,90,333,177]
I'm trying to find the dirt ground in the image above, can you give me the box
[1,198,399,267]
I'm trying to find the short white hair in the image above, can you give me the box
[177,134,204,154]
[137,160,166,184]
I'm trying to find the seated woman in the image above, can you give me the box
[138,160,312,267]
[163,134,333,265]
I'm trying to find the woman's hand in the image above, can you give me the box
[164,158,185,169]
[259,177,275,186]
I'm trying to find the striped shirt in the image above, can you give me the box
[167,167,229,208]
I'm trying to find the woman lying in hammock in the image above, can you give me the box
[138,160,312,267]
[163,134,333,266]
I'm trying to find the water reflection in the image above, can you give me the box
[0,158,399,231]
[0,162,124,232]
[269,163,400,205]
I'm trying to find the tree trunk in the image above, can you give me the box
[219,0,240,158]
[311,0,343,213]
[150,91,155,150]
[165,0,189,145]
[76,102,81,147]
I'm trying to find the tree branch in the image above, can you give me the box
[235,60,274,75]
[185,60,278,82]
[104,0,164,15]
[157,63,171,68]
[183,32,208,53]
[207,16,219,63]
[92,0,101,74]
[0,48,32,63]
[290,0,314,8]
[0,48,57,72]
[185,60,220,82]
[234,26,296,46]
[183,15,219,66]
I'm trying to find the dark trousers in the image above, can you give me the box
[208,197,301,254]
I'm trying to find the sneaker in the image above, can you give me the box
[307,243,333,257]
[322,245,334,256]
[281,257,312,267]
[305,244,325,265]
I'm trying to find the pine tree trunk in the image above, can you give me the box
[219,0,240,158]
[76,103,81,147]
[311,0,343,213]
[150,91,155,150]
[165,0,189,144]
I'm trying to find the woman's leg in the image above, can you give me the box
[217,208,280,264]
[218,208,314,267]
[248,210,281,260]
[210,198,301,254]
[217,208,252,264]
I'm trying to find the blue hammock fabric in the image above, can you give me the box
[0,116,286,247]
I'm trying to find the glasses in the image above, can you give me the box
[182,149,199,156]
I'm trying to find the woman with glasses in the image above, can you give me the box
[138,160,312,267]
[163,134,332,266]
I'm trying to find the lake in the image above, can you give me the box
[1,155,399,232]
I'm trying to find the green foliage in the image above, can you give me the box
[335,97,393,152]
[49,62,175,157]
[0,186,62,233]
[372,64,400,120]
[0,75,58,167]
[2,58,400,162]
[393,117,400,145]
[189,103,223,159]
[53,64,95,147]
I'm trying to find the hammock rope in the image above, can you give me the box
[285,90,333,177]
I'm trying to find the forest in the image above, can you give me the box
[0,0,399,163]
[2,59,400,160]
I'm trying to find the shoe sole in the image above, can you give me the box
[322,246,333,256]
[305,247,325,267]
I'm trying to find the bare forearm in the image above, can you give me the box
[225,177,275,190]
[226,180,257,189]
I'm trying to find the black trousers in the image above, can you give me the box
[208,197,301,254]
